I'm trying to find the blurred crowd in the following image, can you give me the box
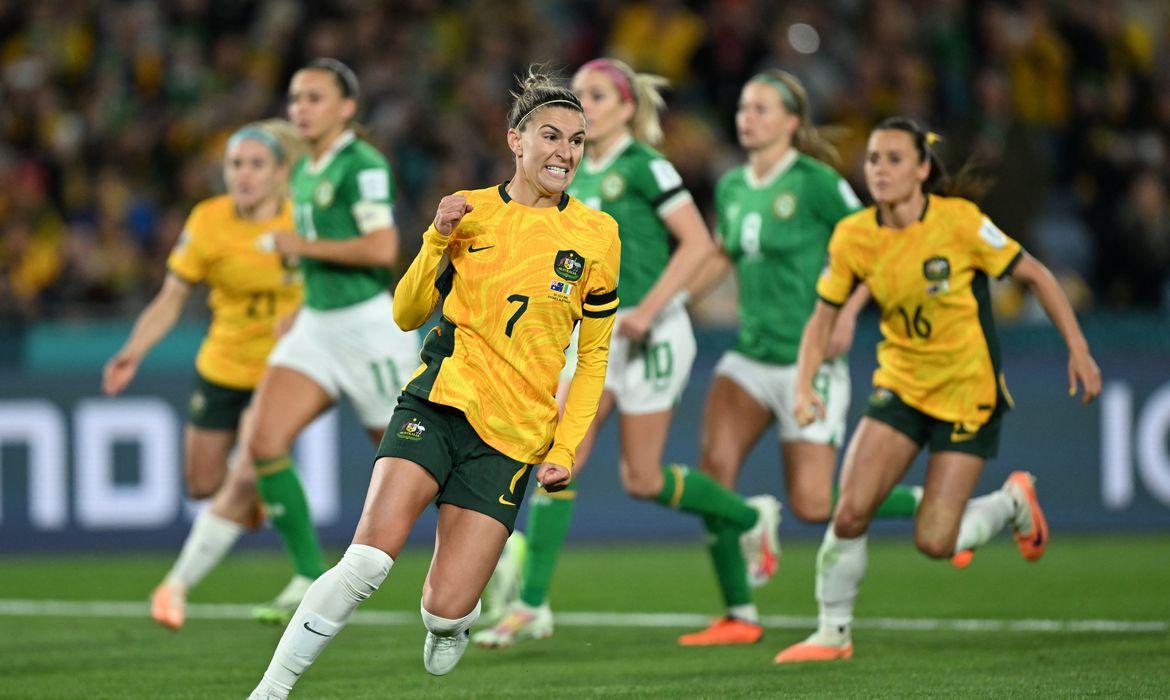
[1,0,1168,324]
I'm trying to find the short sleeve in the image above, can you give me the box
[815,228,859,307]
[817,173,863,227]
[582,228,621,318]
[349,156,396,234]
[634,156,691,218]
[166,206,209,283]
[968,215,1023,279]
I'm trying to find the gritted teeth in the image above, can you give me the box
[545,165,568,175]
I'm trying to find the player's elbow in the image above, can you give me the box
[392,298,425,331]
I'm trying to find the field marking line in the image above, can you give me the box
[0,599,1164,634]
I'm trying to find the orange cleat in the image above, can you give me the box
[1004,471,1048,561]
[678,617,764,646]
[774,640,853,664]
[150,581,186,631]
[951,549,974,569]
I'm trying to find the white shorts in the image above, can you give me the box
[267,291,421,429]
[714,351,850,447]
[563,297,696,415]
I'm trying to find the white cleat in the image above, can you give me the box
[252,574,314,625]
[480,531,527,627]
[246,679,288,699]
[423,628,471,676]
[740,495,782,588]
[472,600,553,648]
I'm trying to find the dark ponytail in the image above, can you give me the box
[872,116,992,201]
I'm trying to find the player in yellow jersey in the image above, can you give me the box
[102,120,304,630]
[775,117,1101,664]
[248,68,618,697]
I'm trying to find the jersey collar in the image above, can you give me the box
[745,148,799,189]
[875,195,932,228]
[306,129,356,175]
[498,181,570,211]
[583,133,634,174]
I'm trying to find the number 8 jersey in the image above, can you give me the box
[393,184,621,467]
[817,195,1024,429]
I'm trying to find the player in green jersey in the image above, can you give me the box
[474,58,777,649]
[679,71,924,646]
[243,59,420,624]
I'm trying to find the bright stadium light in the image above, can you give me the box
[788,23,820,54]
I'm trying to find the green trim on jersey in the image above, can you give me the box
[568,137,690,308]
[716,152,861,365]
[290,133,397,310]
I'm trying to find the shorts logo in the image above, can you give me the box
[554,250,585,282]
[601,173,625,200]
[774,192,797,220]
[314,181,335,207]
[950,422,978,443]
[189,390,206,415]
[868,387,893,407]
[397,417,427,441]
[923,256,951,295]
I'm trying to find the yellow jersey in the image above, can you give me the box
[167,195,303,390]
[817,195,1022,429]
[394,184,621,466]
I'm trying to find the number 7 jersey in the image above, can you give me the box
[817,195,1023,429]
[393,184,621,466]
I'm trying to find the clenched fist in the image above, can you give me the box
[433,194,474,236]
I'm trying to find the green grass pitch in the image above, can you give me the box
[1,534,1167,698]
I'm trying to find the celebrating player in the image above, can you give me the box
[678,71,925,646]
[103,119,304,631]
[245,58,420,622]
[474,58,779,649]
[248,67,619,697]
[774,117,1101,663]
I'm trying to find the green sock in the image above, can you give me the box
[519,486,575,607]
[254,455,327,579]
[654,464,758,532]
[831,484,922,519]
[703,515,752,608]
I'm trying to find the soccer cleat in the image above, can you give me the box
[678,617,764,646]
[480,531,528,627]
[774,639,854,664]
[951,549,975,569]
[472,601,553,648]
[1003,471,1048,561]
[246,683,288,700]
[423,628,471,676]
[740,495,782,588]
[252,574,314,625]
[150,580,186,631]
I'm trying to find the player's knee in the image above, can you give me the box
[420,596,480,632]
[914,531,955,560]
[183,461,222,499]
[788,494,832,524]
[831,503,870,538]
[337,544,393,601]
[621,469,663,500]
[246,427,290,464]
[697,447,738,486]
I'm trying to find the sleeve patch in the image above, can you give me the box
[648,159,683,193]
[979,217,1008,249]
[357,168,390,201]
[838,179,862,210]
[353,201,395,233]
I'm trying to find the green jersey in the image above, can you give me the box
[716,151,861,365]
[290,131,397,310]
[568,135,691,308]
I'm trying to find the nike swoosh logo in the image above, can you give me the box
[303,621,331,637]
[468,244,495,253]
[498,495,516,506]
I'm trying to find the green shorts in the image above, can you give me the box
[863,387,1004,459]
[188,373,252,430]
[375,392,534,532]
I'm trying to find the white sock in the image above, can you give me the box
[954,490,1016,552]
[166,510,243,589]
[255,544,393,696]
[813,528,867,644]
[421,599,482,637]
[728,604,759,624]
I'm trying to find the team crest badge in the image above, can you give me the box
[554,249,585,282]
[774,193,797,220]
[868,388,893,408]
[397,417,426,441]
[189,390,206,416]
[601,173,625,200]
[923,256,952,295]
[314,181,334,207]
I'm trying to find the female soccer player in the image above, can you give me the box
[248,68,619,698]
[678,72,924,647]
[103,119,304,631]
[246,58,421,622]
[774,117,1101,663]
[474,58,777,649]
